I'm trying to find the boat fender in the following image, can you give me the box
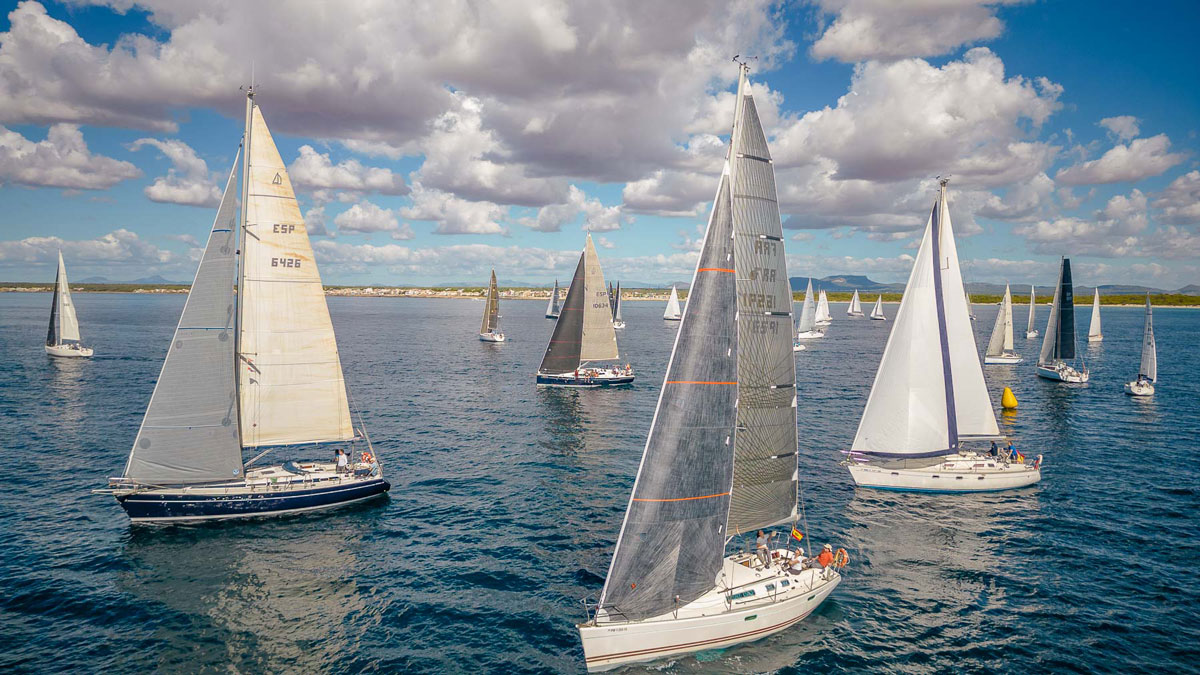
[833,548,850,568]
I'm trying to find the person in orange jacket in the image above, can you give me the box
[816,543,834,568]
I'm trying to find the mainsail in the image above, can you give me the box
[796,279,817,333]
[664,286,682,320]
[125,156,243,484]
[47,251,82,345]
[238,101,354,448]
[1139,295,1156,381]
[851,181,998,458]
[986,284,1015,358]
[1088,288,1102,339]
[539,234,618,373]
[1039,258,1076,364]
[481,270,500,334]
[1027,285,1037,334]
[848,290,862,316]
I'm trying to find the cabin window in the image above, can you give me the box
[780,580,790,588]
[932,475,940,478]
[807,595,815,601]
[730,590,756,601]
[956,476,964,480]
[891,472,899,476]
[765,584,776,592]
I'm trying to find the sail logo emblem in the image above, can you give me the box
[272,173,283,185]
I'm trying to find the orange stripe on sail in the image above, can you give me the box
[698,267,735,273]
[633,491,730,503]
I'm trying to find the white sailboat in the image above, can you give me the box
[984,284,1022,365]
[1087,288,1103,342]
[1036,258,1089,383]
[847,289,864,317]
[96,88,389,523]
[536,234,633,387]
[663,285,682,320]
[815,289,832,326]
[578,62,845,672]
[545,279,561,319]
[1025,285,1039,338]
[44,251,93,358]
[868,294,886,320]
[795,278,825,341]
[845,180,1039,492]
[610,281,625,330]
[1125,294,1156,396]
[479,269,505,342]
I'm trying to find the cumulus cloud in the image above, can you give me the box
[1152,170,1200,226]
[333,201,415,240]
[1015,189,1149,257]
[0,229,172,265]
[0,123,140,190]
[288,145,408,195]
[622,170,713,217]
[1099,115,1140,142]
[400,183,505,235]
[130,137,222,207]
[524,185,628,232]
[304,205,332,237]
[810,0,1020,63]
[1055,134,1185,186]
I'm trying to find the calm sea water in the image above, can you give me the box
[0,292,1197,673]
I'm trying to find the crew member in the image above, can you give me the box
[816,543,834,568]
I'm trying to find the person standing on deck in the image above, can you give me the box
[336,449,348,473]
[755,531,772,567]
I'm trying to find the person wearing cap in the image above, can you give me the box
[786,547,806,573]
[815,543,834,568]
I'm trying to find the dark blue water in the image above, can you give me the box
[1,293,1197,673]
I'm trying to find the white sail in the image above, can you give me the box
[664,285,682,320]
[1027,285,1037,333]
[1140,295,1156,381]
[965,288,976,320]
[1088,288,1102,339]
[797,279,817,333]
[580,233,619,361]
[848,289,862,315]
[55,252,81,343]
[869,295,885,319]
[852,182,998,457]
[238,102,353,448]
[986,284,1015,357]
[815,289,832,323]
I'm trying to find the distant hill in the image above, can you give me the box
[1176,284,1200,295]
[79,276,110,283]
[790,275,901,293]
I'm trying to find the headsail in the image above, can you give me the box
[986,284,1015,357]
[1027,285,1037,333]
[664,285,682,320]
[481,270,500,334]
[869,295,885,319]
[546,280,560,317]
[50,252,82,344]
[796,279,817,333]
[612,282,623,322]
[1139,295,1156,381]
[238,101,353,448]
[1039,258,1075,364]
[580,234,619,362]
[815,289,831,324]
[540,255,586,373]
[1088,288,1102,339]
[125,155,243,484]
[848,289,862,315]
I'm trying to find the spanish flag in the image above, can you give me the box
[1015,452,1025,463]
[791,527,804,542]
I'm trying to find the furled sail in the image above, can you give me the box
[986,284,1015,357]
[1088,288,1102,339]
[851,182,998,458]
[796,279,817,333]
[125,156,243,484]
[727,67,798,534]
[664,285,682,320]
[540,254,586,374]
[1139,295,1156,381]
[49,252,81,344]
[238,103,353,448]
[848,289,862,315]
[599,170,737,622]
[1039,258,1075,364]
[1027,285,1037,334]
[481,270,500,334]
[580,234,619,362]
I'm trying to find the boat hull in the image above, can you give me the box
[479,332,505,342]
[46,343,93,358]
[1036,363,1089,383]
[794,330,824,340]
[546,313,559,319]
[115,477,390,523]
[663,316,681,322]
[847,455,1040,492]
[536,371,635,388]
[1124,380,1155,396]
[612,321,625,330]
[792,342,806,352]
[984,353,1023,365]
[869,315,886,321]
[1088,335,1103,342]
[1025,330,1039,339]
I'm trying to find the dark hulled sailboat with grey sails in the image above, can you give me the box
[577,62,844,672]
[1036,257,1089,383]
[536,233,633,387]
[95,88,389,523]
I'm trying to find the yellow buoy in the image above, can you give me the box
[1001,386,1018,409]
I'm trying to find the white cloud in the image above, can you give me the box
[1015,189,1149,257]
[304,205,332,237]
[287,145,408,195]
[1153,170,1200,226]
[976,172,1055,221]
[130,137,222,207]
[525,186,628,232]
[400,183,505,235]
[0,123,139,190]
[1055,134,1185,186]
[595,236,616,249]
[333,200,415,240]
[1099,115,1140,142]
[810,0,1020,63]
[622,170,712,217]
[0,228,172,265]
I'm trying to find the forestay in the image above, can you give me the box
[579,234,619,362]
[125,156,243,484]
[239,104,354,448]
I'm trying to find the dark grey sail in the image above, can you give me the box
[599,173,737,621]
[727,69,798,535]
[614,282,623,322]
[1056,258,1076,360]
[481,269,500,334]
[539,253,586,374]
[608,282,617,321]
[124,155,243,485]
[45,269,59,346]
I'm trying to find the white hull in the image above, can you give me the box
[792,342,806,352]
[1025,330,1039,339]
[1036,362,1089,383]
[869,315,886,321]
[847,312,864,317]
[794,330,824,340]
[478,332,505,342]
[1124,380,1154,396]
[579,551,840,672]
[984,352,1023,365]
[847,453,1040,492]
[1088,335,1103,342]
[612,320,625,330]
[663,315,681,322]
[46,343,93,358]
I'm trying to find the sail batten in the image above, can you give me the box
[49,252,82,344]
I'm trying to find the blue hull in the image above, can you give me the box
[536,374,634,388]
[117,478,390,523]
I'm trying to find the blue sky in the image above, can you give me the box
[0,0,1197,288]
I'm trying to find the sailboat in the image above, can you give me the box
[1025,285,1039,339]
[1036,258,1089,383]
[663,285,682,321]
[965,288,976,321]
[1124,294,1156,396]
[1087,288,1103,342]
[95,88,389,523]
[984,284,1022,364]
[611,281,625,330]
[844,179,1040,492]
[815,289,832,326]
[847,289,864,317]
[868,295,886,320]
[545,280,561,319]
[578,61,844,672]
[479,269,505,342]
[536,233,633,387]
[795,278,825,341]
[45,251,93,358]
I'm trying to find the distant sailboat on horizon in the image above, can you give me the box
[546,279,561,319]
[1087,288,1103,342]
[45,251,93,358]
[869,294,886,320]
[479,269,505,342]
[795,278,825,342]
[1036,257,1089,383]
[1025,284,1039,339]
[1125,294,1156,396]
[847,289,864,317]
[610,281,625,330]
[662,285,682,321]
[984,284,1022,365]
[815,288,832,326]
